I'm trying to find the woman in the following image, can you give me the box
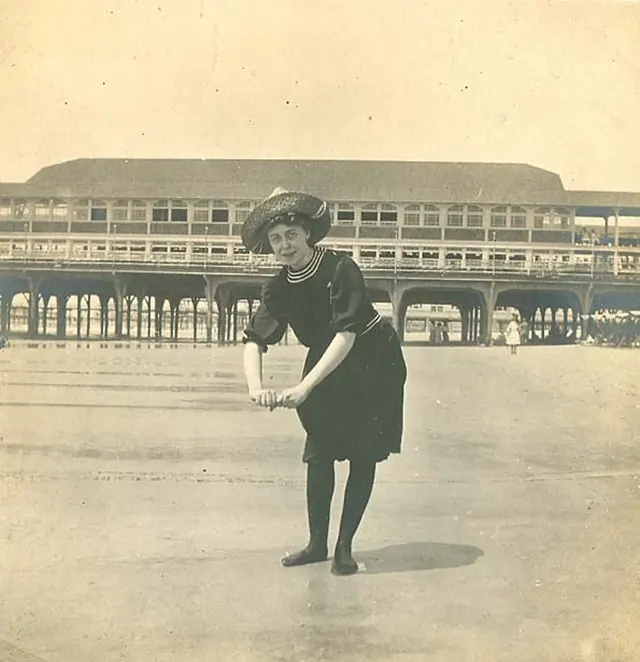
[241,188,407,576]
[505,313,521,355]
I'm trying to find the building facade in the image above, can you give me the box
[0,159,639,343]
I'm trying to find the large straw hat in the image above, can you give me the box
[241,187,331,253]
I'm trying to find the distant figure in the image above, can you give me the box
[505,314,521,355]
[0,336,6,350]
[428,320,436,344]
[442,320,450,344]
[434,322,443,345]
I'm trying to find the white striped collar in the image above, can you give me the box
[360,312,382,336]
[286,248,326,283]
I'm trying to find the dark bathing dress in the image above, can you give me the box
[244,248,407,464]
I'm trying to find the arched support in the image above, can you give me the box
[145,296,153,339]
[75,294,83,339]
[113,278,126,341]
[135,295,144,340]
[154,295,165,339]
[1,292,14,335]
[168,297,182,341]
[191,297,201,342]
[203,276,228,345]
[41,294,53,336]
[99,295,110,338]
[479,281,497,345]
[124,295,135,338]
[389,284,407,343]
[578,284,594,340]
[86,295,92,338]
[56,294,69,339]
[229,299,240,344]
[460,305,471,344]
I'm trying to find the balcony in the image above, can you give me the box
[0,233,638,281]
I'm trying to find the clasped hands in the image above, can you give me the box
[250,384,310,410]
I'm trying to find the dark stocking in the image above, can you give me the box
[282,459,335,567]
[332,460,376,576]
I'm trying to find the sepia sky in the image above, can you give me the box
[0,0,639,190]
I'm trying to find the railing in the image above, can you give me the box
[1,234,640,279]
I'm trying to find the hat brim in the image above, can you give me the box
[241,191,331,254]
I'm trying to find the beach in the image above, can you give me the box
[1,342,639,662]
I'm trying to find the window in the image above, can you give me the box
[35,199,50,219]
[555,208,570,228]
[380,204,397,226]
[335,203,355,226]
[112,200,129,222]
[534,207,551,229]
[0,199,11,219]
[423,250,438,262]
[170,200,187,222]
[510,206,527,228]
[533,207,569,228]
[75,200,90,221]
[490,206,507,228]
[403,204,420,226]
[194,201,209,223]
[131,200,147,221]
[446,205,464,227]
[110,199,147,222]
[467,205,483,228]
[402,248,420,260]
[91,200,107,221]
[153,200,170,222]
[211,200,229,223]
[234,201,253,224]
[52,200,67,220]
[360,203,398,226]
[361,203,378,225]
[424,205,439,226]
[13,199,28,220]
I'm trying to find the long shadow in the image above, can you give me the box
[359,541,484,574]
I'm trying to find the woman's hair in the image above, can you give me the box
[257,212,314,252]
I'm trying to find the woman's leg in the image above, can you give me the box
[282,458,335,567]
[332,459,376,576]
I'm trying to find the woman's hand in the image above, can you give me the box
[277,384,311,409]
[249,388,280,410]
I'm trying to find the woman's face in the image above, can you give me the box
[266,222,313,269]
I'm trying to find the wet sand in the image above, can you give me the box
[1,342,639,662]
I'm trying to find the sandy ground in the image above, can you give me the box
[0,341,639,662]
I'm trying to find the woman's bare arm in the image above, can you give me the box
[243,341,278,409]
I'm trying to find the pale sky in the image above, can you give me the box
[0,0,639,191]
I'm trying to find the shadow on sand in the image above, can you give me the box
[359,541,484,574]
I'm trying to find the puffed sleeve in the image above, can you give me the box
[242,280,288,352]
[329,255,375,334]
